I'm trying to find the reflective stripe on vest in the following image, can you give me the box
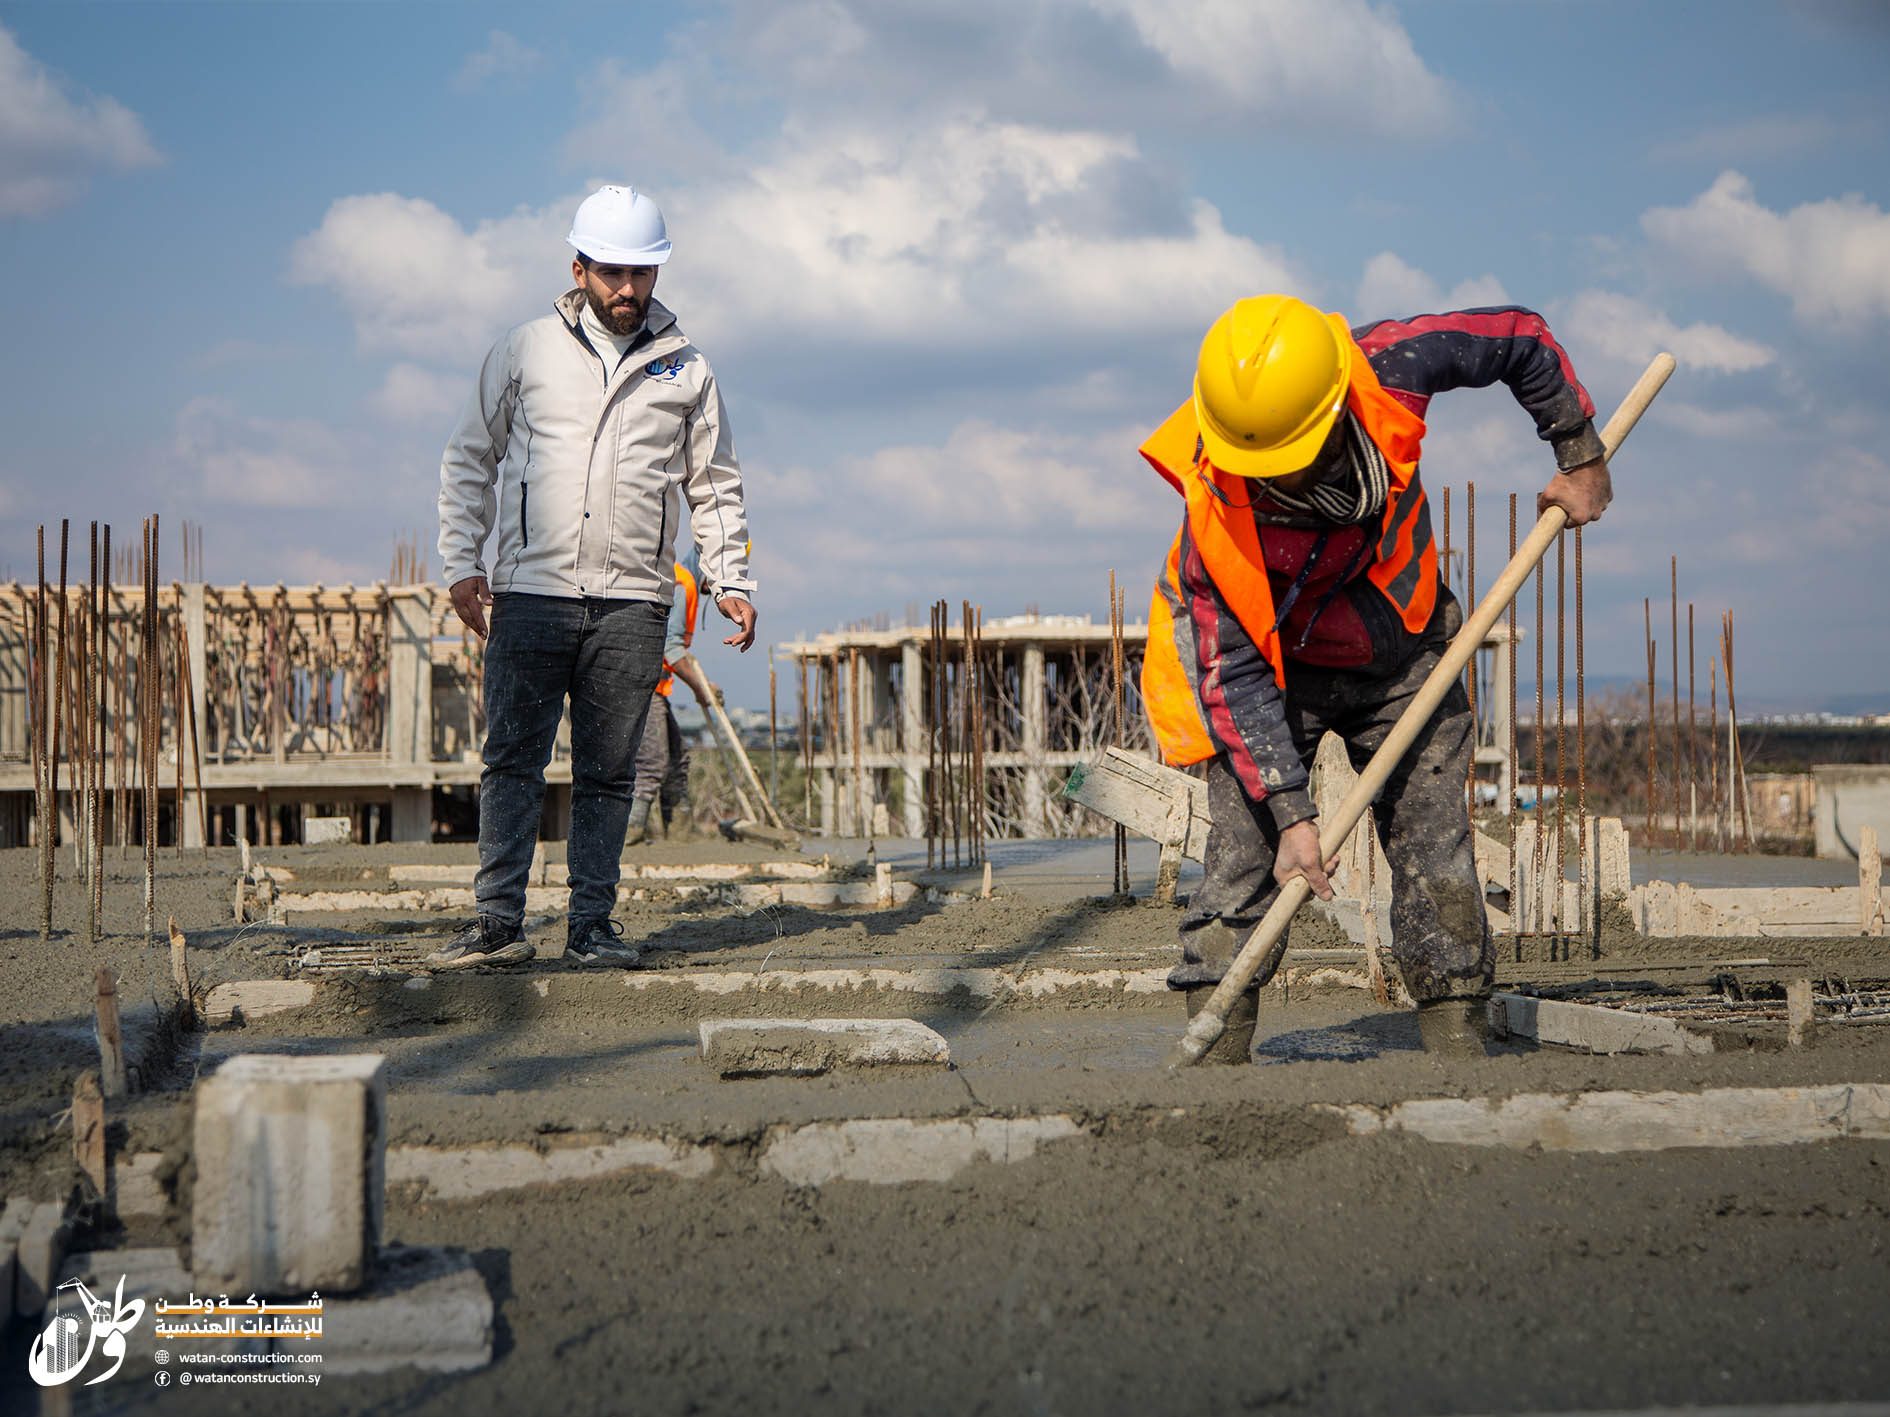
[655,562,701,699]
[1138,314,1436,766]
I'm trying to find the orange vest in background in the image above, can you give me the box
[655,561,700,698]
[1140,316,1437,766]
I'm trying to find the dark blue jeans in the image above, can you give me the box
[475,593,668,928]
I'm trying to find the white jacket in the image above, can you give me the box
[437,291,755,607]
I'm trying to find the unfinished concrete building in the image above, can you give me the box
[782,614,1519,840]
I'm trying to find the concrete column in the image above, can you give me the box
[900,639,925,837]
[0,617,24,766]
[391,787,431,844]
[182,583,208,847]
[385,591,433,767]
[1021,641,1046,836]
[192,1053,387,1295]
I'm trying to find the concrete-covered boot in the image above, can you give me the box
[1416,997,1490,1058]
[625,798,653,846]
[1183,986,1260,1065]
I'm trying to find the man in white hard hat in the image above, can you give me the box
[432,185,758,969]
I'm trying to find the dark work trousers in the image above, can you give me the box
[1174,601,1493,1004]
[631,692,690,811]
[475,593,668,929]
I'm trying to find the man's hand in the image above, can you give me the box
[716,595,757,652]
[450,575,493,639]
[1273,819,1338,901]
[1538,457,1612,527]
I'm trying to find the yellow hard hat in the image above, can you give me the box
[1192,295,1350,479]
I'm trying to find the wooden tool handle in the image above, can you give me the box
[1171,352,1676,1068]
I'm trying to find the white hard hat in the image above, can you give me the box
[566,185,672,265]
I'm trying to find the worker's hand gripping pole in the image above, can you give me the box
[1169,353,1676,1070]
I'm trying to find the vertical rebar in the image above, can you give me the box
[849,646,864,844]
[925,608,937,868]
[1686,602,1697,851]
[1554,531,1566,948]
[114,569,127,854]
[173,591,186,853]
[37,525,54,938]
[83,521,97,887]
[50,521,70,938]
[1575,528,1588,955]
[144,515,158,942]
[768,650,780,815]
[178,609,207,850]
[1644,599,1657,852]
[1532,556,1546,936]
[1465,482,1477,807]
[1507,494,1519,955]
[1724,610,1750,849]
[1709,656,1721,851]
[93,525,109,938]
[1442,486,1452,595]
[1110,571,1127,895]
[1669,557,1681,846]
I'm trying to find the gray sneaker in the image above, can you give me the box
[425,916,534,971]
[567,917,641,967]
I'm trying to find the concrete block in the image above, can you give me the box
[14,1200,72,1319]
[1488,993,1714,1057]
[203,979,317,1026]
[699,1018,951,1077]
[761,1116,1083,1185]
[115,1152,170,1220]
[303,815,352,845]
[192,1053,387,1296]
[318,1245,492,1375]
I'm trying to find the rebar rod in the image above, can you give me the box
[1465,482,1477,806]
[1576,527,1589,956]
[83,521,97,885]
[798,655,812,830]
[1709,656,1720,851]
[1644,598,1657,853]
[92,525,108,938]
[1554,530,1566,946]
[1724,610,1751,848]
[1687,601,1697,851]
[1533,557,1546,936]
[37,525,54,938]
[1507,494,1519,955]
[1670,557,1681,846]
[768,651,779,814]
[144,514,158,942]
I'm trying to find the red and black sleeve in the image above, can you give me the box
[1351,307,1606,470]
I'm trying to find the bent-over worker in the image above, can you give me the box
[627,545,709,844]
[1140,296,1609,1059]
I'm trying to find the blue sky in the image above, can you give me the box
[2,0,1887,711]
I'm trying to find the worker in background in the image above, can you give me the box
[433,185,758,970]
[628,545,709,844]
[1141,297,1610,1059]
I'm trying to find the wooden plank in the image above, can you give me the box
[1063,748,1210,857]
[72,1071,107,1199]
[202,979,318,1026]
[1488,992,1714,1056]
[1863,824,1882,936]
[95,967,127,1098]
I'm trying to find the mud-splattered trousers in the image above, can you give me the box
[475,593,668,929]
[1173,595,1493,1003]
[632,693,690,812]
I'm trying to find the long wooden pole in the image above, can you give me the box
[1173,353,1675,1067]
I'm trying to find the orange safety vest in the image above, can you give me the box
[1140,315,1436,766]
[654,561,700,698]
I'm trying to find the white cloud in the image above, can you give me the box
[288,192,569,357]
[453,30,543,91]
[1560,289,1775,375]
[1354,252,1509,319]
[1642,171,1890,325]
[372,363,468,427]
[1648,114,1847,165]
[173,398,355,509]
[300,120,1295,368]
[1656,400,1781,441]
[0,23,159,217]
[667,117,1298,354]
[1094,0,1457,137]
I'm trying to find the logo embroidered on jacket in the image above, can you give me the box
[644,357,685,381]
